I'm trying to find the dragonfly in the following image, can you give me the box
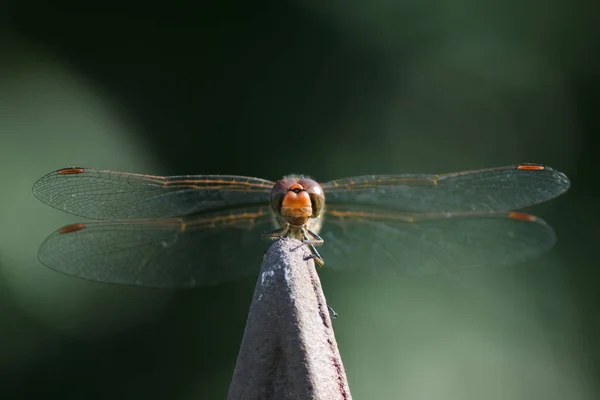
[32,163,570,288]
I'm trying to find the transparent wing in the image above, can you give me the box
[37,206,274,288]
[37,204,559,287]
[33,167,275,219]
[322,164,570,212]
[319,205,557,276]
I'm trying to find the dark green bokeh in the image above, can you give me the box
[0,1,597,399]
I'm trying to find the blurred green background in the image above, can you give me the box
[0,1,597,399]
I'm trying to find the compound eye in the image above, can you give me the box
[309,192,324,217]
[269,178,302,215]
[270,191,285,214]
[270,180,292,214]
[298,178,325,218]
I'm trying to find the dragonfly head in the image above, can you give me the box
[270,177,325,226]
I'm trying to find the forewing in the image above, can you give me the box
[322,164,569,212]
[319,206,557,276]
[33,168,274,219]
[37,206,274,288]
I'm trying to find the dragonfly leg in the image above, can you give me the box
[262,224,290,260]
[262,224,290,243]
[305,228,324,245]
[328,305,338,319]
[304,246,324,266]
[301,227,325,266]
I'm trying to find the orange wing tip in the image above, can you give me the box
[516,164,545,171]
[58,223,86,234]
[508,211,537,222]
[57,167,85,175]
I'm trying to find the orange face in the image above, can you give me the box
[269,177,325,226]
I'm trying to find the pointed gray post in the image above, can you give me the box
[228,237,352,400]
